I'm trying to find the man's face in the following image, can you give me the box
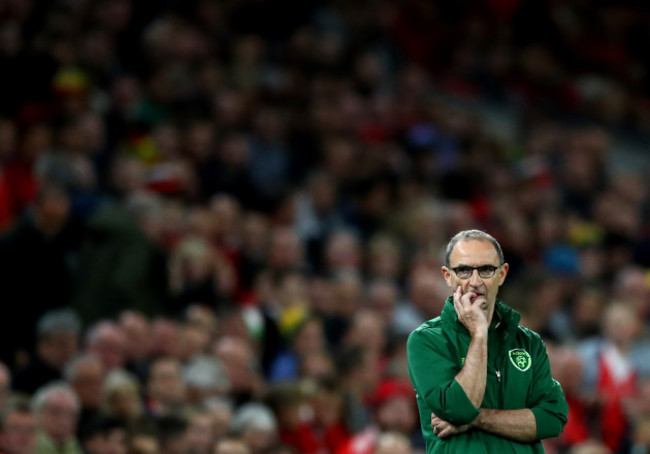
[38,393,78,444]
[442,239,508,324]
[1,410,36,454]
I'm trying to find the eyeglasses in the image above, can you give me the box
[451,265,500,279]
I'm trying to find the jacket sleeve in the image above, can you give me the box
[407,326,480,425]
[527,334,569,439]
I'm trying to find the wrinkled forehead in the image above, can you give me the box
[449,239,500,266]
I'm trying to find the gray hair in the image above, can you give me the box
[183,355,230,393]
[102,369,140,395]
[31,381,80,415]
[444,229,505,267]
[36,308,81,339]
[230,402,277,434]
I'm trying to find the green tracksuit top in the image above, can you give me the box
[407,298,568,453]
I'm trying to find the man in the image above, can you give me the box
[64,353,106,436]
[31,381,82,454]
[12,308,81,395]
[407,229,568,453]
[0,396,37,454]
[144,356,187,418]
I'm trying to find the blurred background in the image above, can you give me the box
[0,0,650,453]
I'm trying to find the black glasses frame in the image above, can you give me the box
[451,265,500,279]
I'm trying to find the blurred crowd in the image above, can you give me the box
[0,0,650,453]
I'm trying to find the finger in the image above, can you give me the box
[461,291,477,307]
[454,285,462,304]
[453,289,464,313]
[438,426,452,438]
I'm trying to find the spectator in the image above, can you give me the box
[336,379,419,454]
[213,336,264,407]
[149,317,181,359]
[0,183,80,368]
[145,356,188,418]
[183,355,231,404]
[268,315,326,383]
[393,267,448,336]
[183,408,217,454]
[101,369,146,427]
[64,353,106,436]
[31,381,82,454]
[578,302,644,451]
[0,395,37,454]
[118,310,153,382]
[84,320,127,372]
[204,397,234,443]
[230,402,278,454]
[12,308,81,395]
[78,415,128,454]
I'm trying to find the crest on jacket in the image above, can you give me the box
[508,349,531,372]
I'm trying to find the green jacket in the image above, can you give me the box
[33,432,82,454]
[407,298,568,453]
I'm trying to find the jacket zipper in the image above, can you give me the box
[496,370,501,382]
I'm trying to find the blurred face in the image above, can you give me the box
[0,410,36,454]
[267,230,302,270]
[408,270,448,318]
[326,234,360,272]
[71,360,105,408]
[106,386,141,419]
[38,393,79,444]
[120,313,152,362]
[293,319,324,355]
[367,284,397,323]
[150,320,179,357]
[376,396,416,434]
[184,413,215,454]
[442,239,508,324]
[242,426,275,454]
[209,405,232,440]
[35,191,70,233]
[604,305,639,346]
[148,359,186,406]
[90,328,126,371]
[214,338,255,393]
[39,331,79,369]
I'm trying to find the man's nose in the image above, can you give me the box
[469,269,482,286]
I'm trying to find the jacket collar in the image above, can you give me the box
[440,296,521,334]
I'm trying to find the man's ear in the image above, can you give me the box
[441,266,452,287]
[498,263,509,286]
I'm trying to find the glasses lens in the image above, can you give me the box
[453,266,498,278]
[478,266,497,278]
